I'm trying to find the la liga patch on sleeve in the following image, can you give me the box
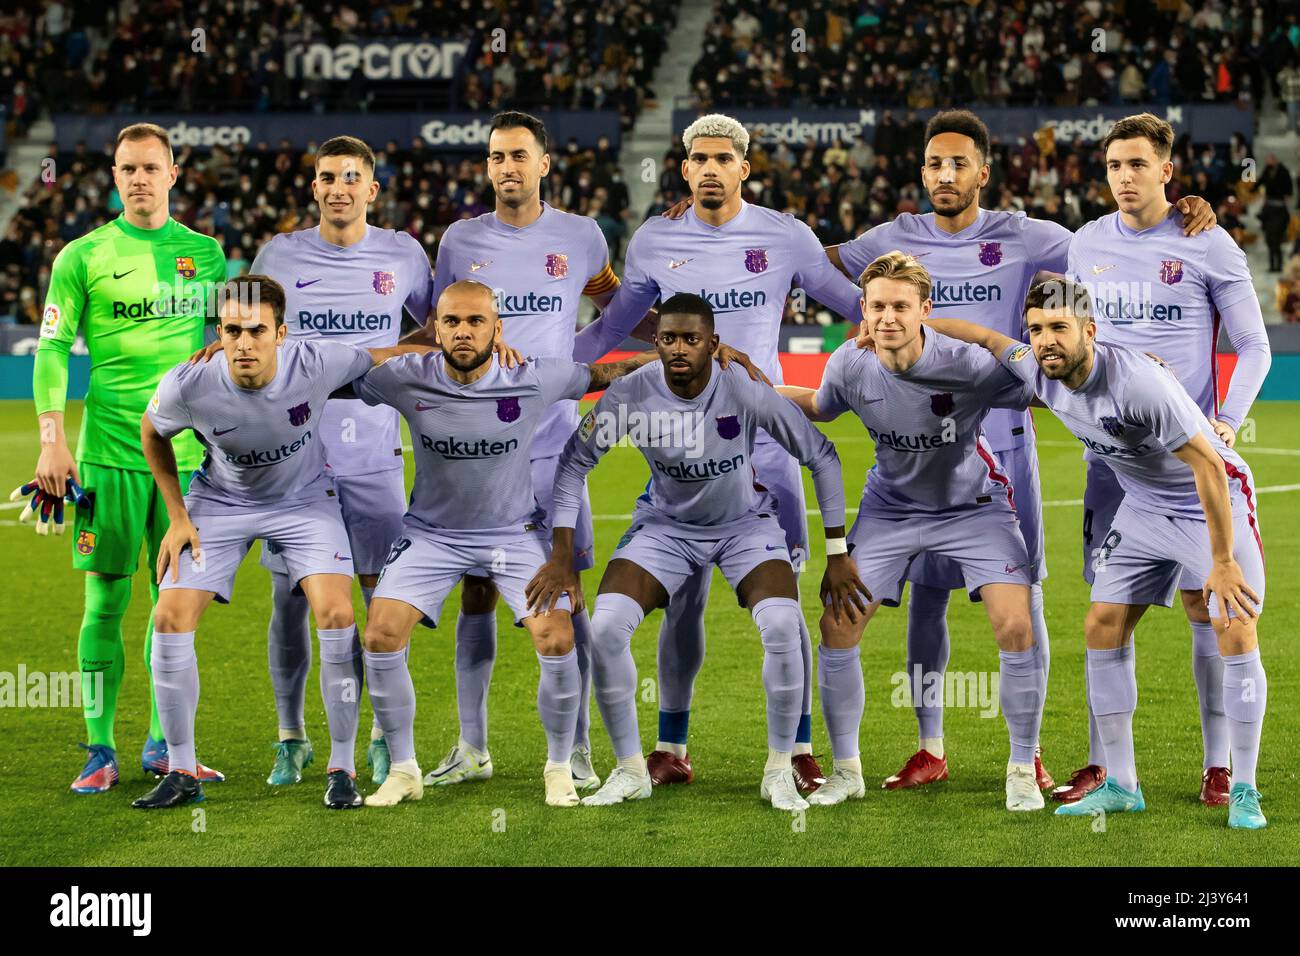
[578,410,596,442]
[1009,345,1032,362]
[40,304,60,338]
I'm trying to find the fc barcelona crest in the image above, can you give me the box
[175,256,197,279]
[1160,260,1183,285]
[545,253,569,278]
[979,242,1002,267]
[930,392,955,416]
[288,402,311,426]
[1099,415,1126,438]
[372,271,395,295]
[744,248,769,273]
[716,414,740,439]
[76,530,96,556]
[497,397,521,422]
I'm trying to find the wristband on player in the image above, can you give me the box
[825,537,848,557]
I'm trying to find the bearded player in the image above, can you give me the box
[24,123,226,792]
[827,110,1218,794]
[573,114,865,790]
[1061,114,1271,805]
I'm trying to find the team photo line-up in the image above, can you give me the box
[18,105,1268,827]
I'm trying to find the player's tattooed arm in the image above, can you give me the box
[1171,433,1260,619]
[141,415,201,584]
[585,349,660,391]
[775,385,839,422]
[526,527,584,614]
[1175,196,1217,237]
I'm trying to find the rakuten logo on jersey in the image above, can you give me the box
[495,290,563,317]
[931,280,1003,305]
[866,425,956,452]
[223,432,313,468]
[167,121,252,148]
[1076,435,1152,458]
[696,289,767,314]
[113,296,208,321]
[297,310,394,333]
[420,435,519,460]
[652,453,745,482]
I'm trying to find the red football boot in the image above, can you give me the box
[1049,764,1106,803]
[792,753,827,793]
[882,749,949,789]
[1035,749,1055,790]
[1199,766,1231,806]
[646,750,693,785]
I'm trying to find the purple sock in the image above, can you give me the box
[454,611,496,751]
[818,644,864,760]
[364,648,416,763]
[1221,648,1267,789]
[318,626,362,774]
[591,593,644,759]
[571,608,594,750]
[1190,621,1229,769]
[1086,645,1138,792]
[151,631,199,775]
[906,583,950,740]
[753,598,803,752]
[267,571,310,735]
[536,648,580,763]
[998,646,1043,765]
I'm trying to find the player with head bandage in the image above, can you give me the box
[779,252,1049,812]
[568,113,866,793]
[135,274,430,810]
[530,293,861,811]
[345,280,657,809]
[927,278,1268,829]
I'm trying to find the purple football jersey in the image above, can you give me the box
[353,354,591,535]
[837,209,1071,452]
[432,202,611,459]
[999,340,1256,520]
[252,226,433,476]
[815,331,1034,517]
[1067,209,1261,421]
[147,341,373,513]
[574,201,862,392]
[553,363,845,538]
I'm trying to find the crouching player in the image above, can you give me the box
[348,280,656,808]
[779,252,1047,811]
[929,279,1268,829]
[135,274,425,810]
[529,293,865,812]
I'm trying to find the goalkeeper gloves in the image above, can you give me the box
[9,478,90,536]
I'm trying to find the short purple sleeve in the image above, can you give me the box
[352,357,402,408]
[316,341,376,392]
[534,357,593,405]
[997,341,1040,387]
[402,236,434,325]
[814,344,854,417]
[1021,217,1073,275]
[972,344,1034,410]
[146,365,194,439]
[1124,366,1204,453]
[1202,228,1258,312]
[836,223,888,281]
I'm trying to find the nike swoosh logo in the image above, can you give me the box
[431,760,462,778]
[669,258,692,269]
[414,401,435,411]
[213,426,238,436]
[113,269,136,280]
[296,278,322,288]
[469,261,491,272]
[1092,264,1117,275]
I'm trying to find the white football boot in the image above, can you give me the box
[761,768,810,811]
[1006,761,1046,811]
[808,767,867,805]
[581,765,653,806]
[544,762,581,807]
[423,740,493,786]
[570,745,602,791]
[363,766,424,807]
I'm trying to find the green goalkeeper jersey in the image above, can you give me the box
[34,216,226,472]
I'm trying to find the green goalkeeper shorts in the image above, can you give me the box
[71,462,194,577]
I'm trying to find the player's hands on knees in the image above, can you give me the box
[1210,418,1237,448]
[1175,196,1217,237]
[187,340,222,365]
[493,336,525,369]
[661,197,693,220]
[1204,558,1260,622]
[10,476,88,536]
[525,557,584,615]
[714,342,771,384]
[820,554,872,626]
[34,441,79,498]
[158,518,202,585]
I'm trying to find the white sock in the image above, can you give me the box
[920,736,944,758]
[655,740,688,758]
[765,749,792,772]
[391,757,419,777]
[618,753,648,775]
[833,756,863,776]
[280,726,306,742]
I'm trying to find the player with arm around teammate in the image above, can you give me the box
[928,280,1268,829]
[778,252,1048,811]
[528,293,866,811]
[135,275,429,810]
[349,280,657,809]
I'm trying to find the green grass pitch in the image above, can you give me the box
[0,399,1296,866]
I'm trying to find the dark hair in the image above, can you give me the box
[317,135,376,172]
[489,110,548,154]
[115,123,173,164]
[217,274,287,328]
[658,292,715,332]
[1023,279,1093,324]
[924,110,991,164]
[1099,112,1174,161]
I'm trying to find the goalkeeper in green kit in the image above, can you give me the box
[23,124,227,792]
